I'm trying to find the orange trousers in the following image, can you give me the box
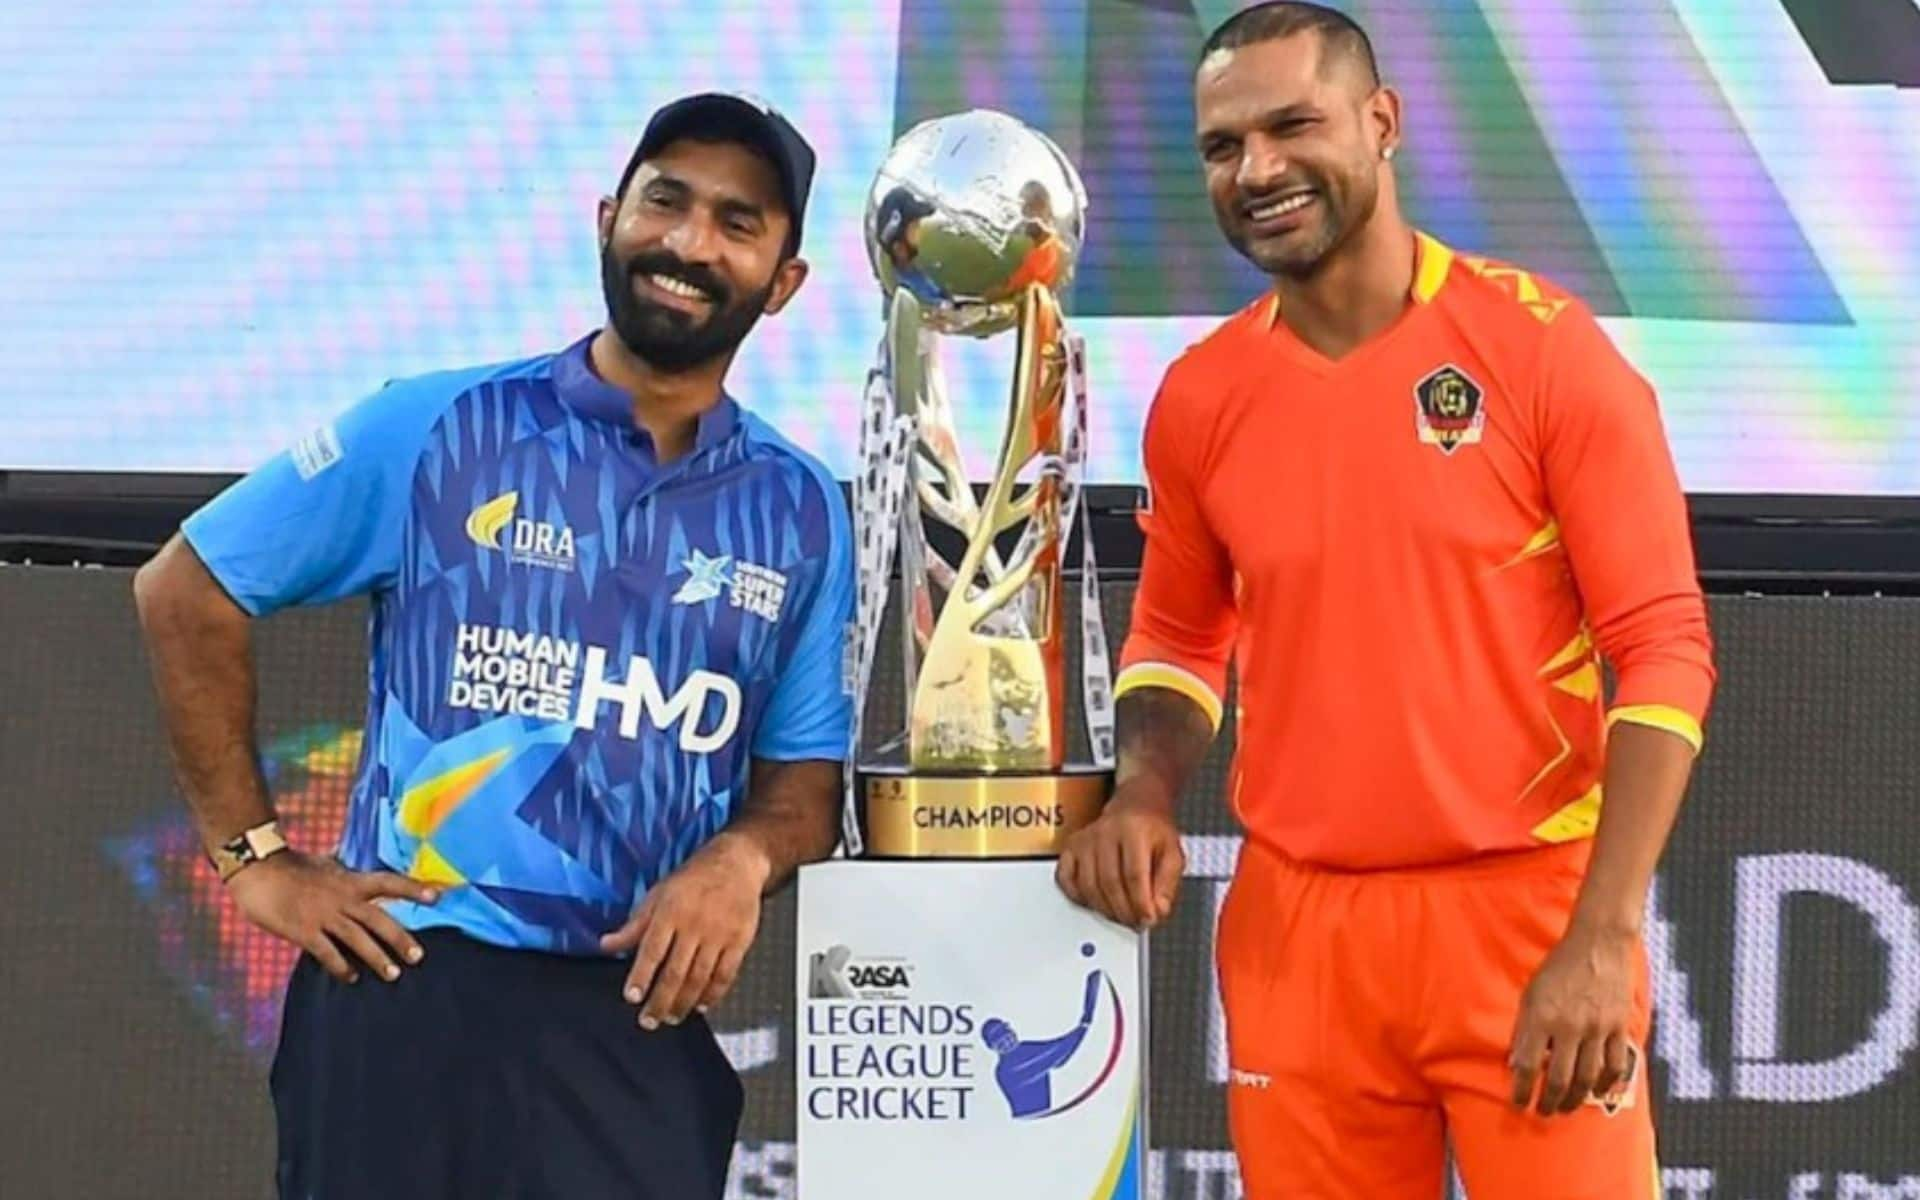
[1215,837,1657,1200]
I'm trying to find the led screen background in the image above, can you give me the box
[4,566,1917,1197]
[0,0,1915,494]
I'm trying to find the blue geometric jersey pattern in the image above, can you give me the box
[183,334,854,954]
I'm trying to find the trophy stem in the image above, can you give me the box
[907,284,1068,773]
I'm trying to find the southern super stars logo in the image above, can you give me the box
[672,549,735,605]
[673,549,789,622]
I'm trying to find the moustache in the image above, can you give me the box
[625,252,729,307]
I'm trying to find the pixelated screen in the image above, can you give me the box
[1,0,1916,495]
[11,568,1908,1199]
[105,725,361,1062]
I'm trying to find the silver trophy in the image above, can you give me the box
[846,110,1115,858]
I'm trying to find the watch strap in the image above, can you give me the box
[211,821,289,883]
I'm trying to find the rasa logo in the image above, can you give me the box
[809,944,914,1000]
[465,491,577,572]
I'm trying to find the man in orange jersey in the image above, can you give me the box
[1055,4,1715,1198]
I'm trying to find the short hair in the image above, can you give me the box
[1198,2,1381,90]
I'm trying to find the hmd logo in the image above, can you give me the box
[573,646,740,754]
[447,625,740,754]
[466,491,576,572]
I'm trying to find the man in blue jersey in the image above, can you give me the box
[133,92,849,1199]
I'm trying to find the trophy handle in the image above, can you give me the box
[889,288,1023,643]
[907,283,1069,772]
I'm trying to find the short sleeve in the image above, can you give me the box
[750,472,856,761]
[180,379,453,616]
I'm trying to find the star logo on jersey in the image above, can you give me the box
[1414,364,1486,454]
[673,550,736,605]
[672,548,790,622]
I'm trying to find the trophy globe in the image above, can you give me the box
[864,109,1088,338]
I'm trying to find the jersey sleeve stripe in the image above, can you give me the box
[1606,704,1704,754]
[1114,661,1225,734]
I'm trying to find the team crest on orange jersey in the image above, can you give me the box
[1414,364,1485,454]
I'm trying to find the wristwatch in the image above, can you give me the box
[211,821,289,882]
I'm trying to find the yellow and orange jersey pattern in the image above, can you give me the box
[1117,232,1716,870]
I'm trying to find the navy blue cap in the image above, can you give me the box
[622,91,816,253]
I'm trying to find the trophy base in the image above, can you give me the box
[855,765,1113,859]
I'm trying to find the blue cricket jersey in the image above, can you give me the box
[183,334,854,954]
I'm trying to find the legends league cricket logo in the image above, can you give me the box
[811,940,1127,1120]
[980,942,1126,1121]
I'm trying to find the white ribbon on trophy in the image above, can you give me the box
[1062,332,1116,770]
[845,339,918,857]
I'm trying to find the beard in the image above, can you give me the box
[1224,159,1380,280]
[601,244,775,373]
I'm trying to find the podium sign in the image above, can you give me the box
[795,860,1146,1199]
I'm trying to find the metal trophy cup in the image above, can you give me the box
[847,109,1116,858]
[796,113,1143,1200]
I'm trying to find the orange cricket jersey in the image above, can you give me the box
[1116,232,1716,870]
[1005,236,1065,294]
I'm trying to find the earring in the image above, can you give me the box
[1382,145,1396,161]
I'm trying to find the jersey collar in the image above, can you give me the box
[1265,229,1456,328]
[1410,230,1455,304]
[553,332,739,452]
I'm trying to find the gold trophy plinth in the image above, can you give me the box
[848,111,1114,861]
[855,768,1112,859]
